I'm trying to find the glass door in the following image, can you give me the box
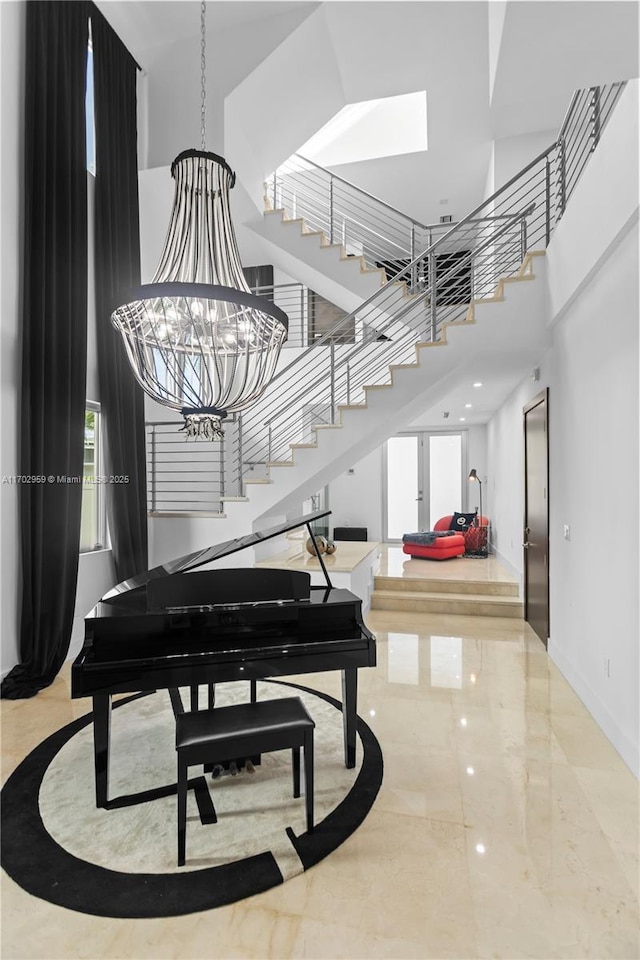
[385,432,464,539]
[385,435,422,539]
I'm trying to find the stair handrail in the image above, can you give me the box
[263,144,556,390]
[262,80,627,376]
[261,200,536,431]
[287,153,435,231]
[146,82,628,509]
[232,82,627,478]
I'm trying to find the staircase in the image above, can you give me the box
[371,574,522,619]
[146,82,627,567]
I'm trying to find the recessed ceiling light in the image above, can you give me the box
[465,403,472,408]
[459,417,466,422]
[473,382,483,388]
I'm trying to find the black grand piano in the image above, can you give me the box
[72,510,376,808]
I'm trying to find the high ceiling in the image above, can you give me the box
[97,1,638,428]
[96,1,320,57]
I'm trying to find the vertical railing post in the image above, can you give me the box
[591,86,601,151]
[429,252,437,341]
[219,430,225,511]
[268,423,273,464]
[237,413,243,496]
[545,156,552,247]
[330,341,336,424]
[329,176,334,244]
[300,283,306,347]
[150,426,156,513]
[410,224,417,290]
[271,170,277,209]
[520,216,528,263]
[558,138,566,218]
[346,362,351,406]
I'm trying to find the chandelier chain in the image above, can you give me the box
[200,0,206,150]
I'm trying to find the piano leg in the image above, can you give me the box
[342,668,357,768]
[93,694,111,808]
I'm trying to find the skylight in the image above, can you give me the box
[298,91,428,167]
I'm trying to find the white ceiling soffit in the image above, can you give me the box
[298,92,428,167]
[94,1,320,63]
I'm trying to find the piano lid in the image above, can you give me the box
[101,509,332,603]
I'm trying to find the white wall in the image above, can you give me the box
[0,0,25,678]
[488,1,508,104]
[549,222,638,777]
[328,447,384,541]
[487,88,639,773]
[486,367,550,587]
[327,425,487,543]
[135,4,319,171]
[492,128,557,189]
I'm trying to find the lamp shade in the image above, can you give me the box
[111,150,288,438]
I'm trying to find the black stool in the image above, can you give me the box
[173,695,315,866]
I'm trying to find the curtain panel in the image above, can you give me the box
[1,0,90,699]
[91,5,148,584]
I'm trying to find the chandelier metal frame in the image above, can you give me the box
[110,3,288,439]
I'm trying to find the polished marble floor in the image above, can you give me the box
[375,543,519,585]
[2,589,638,958]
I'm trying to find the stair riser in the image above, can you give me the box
[371,596,523,618]
[374,577,519,597]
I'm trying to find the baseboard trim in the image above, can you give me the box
[549,642,639,779]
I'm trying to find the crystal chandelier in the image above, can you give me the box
[111,3,288,439]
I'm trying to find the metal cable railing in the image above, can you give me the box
[147,82,626,511]
[146,421,232,513]
[267,153,463,290]
[248,281,353,347]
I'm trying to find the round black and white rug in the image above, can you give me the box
[1,680,383,917]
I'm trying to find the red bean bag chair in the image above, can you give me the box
[402,515,489,561]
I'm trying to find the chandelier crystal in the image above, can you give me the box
[111,5,288,439]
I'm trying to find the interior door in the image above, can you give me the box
[523,389,549,646]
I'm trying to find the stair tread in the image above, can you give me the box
[375,577,517,593]
[372,589,521,604]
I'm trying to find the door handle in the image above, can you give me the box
[523,541,533,549]
[415,496,423,501]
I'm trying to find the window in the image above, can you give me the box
[298,91,428,166]
[80,402,105,551]
[86,33,95,176]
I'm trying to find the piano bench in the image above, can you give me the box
[175,697,315,866]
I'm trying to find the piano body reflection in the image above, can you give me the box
[71,511,376,808]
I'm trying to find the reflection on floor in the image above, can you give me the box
[2,601,638,959]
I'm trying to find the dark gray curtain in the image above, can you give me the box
[91,5,148,583]
[1,0,89,699]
